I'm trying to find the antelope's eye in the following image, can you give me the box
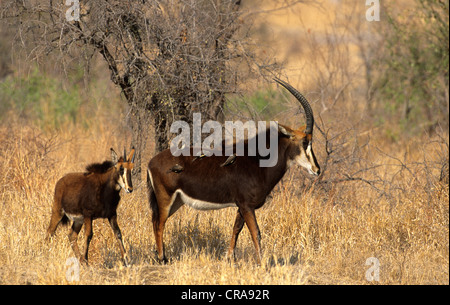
[119,166,124,175]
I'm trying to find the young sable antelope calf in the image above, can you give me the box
[47,147,135,266]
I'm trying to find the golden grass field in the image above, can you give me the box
[0,110,448,285]
[0,0,448,285]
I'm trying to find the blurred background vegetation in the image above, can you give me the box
[1,1,446,132]
[0,68,82,129]
[375,0,449,136]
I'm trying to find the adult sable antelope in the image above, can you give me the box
[147,78,320,264]
[46,147,135,266]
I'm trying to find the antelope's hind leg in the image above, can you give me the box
[153,208,169,264]
[46,208,64,239]
[46,189,65,239]
[151,191,173,264]
[227,209,245,261]
[83,217,93,263]
[68,218,86,265]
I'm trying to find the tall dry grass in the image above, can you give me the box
[0,112,448,284]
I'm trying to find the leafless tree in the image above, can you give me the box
[1,0,290,180]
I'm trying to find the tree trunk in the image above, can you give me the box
[128,104,150,184]
[153,110,168,153]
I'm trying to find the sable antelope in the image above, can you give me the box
[147,78,320,264]
[46,147,136,266]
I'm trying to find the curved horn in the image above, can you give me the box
[124,147,127,161]
[274,78,314,135]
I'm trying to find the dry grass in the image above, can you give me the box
[0,116,448,285]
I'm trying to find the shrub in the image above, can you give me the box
[0,68,81,129]
[374,0,449,134]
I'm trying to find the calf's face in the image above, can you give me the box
[111,148,136,193]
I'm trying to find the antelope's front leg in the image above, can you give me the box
[108,215,129,267]
[240,207,262,265]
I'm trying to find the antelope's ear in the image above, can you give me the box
[111,148,119,165]
[279,125,294,138]
[128,146,136,163]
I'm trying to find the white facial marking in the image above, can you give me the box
[295,153,313,173]
[116,167,131,192]
[295,142,318,175]
[123,168,129,191]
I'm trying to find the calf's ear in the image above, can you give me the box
[111,148,119,165]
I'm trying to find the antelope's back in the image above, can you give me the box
[148,148,263,203]
[54,172,90,211]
